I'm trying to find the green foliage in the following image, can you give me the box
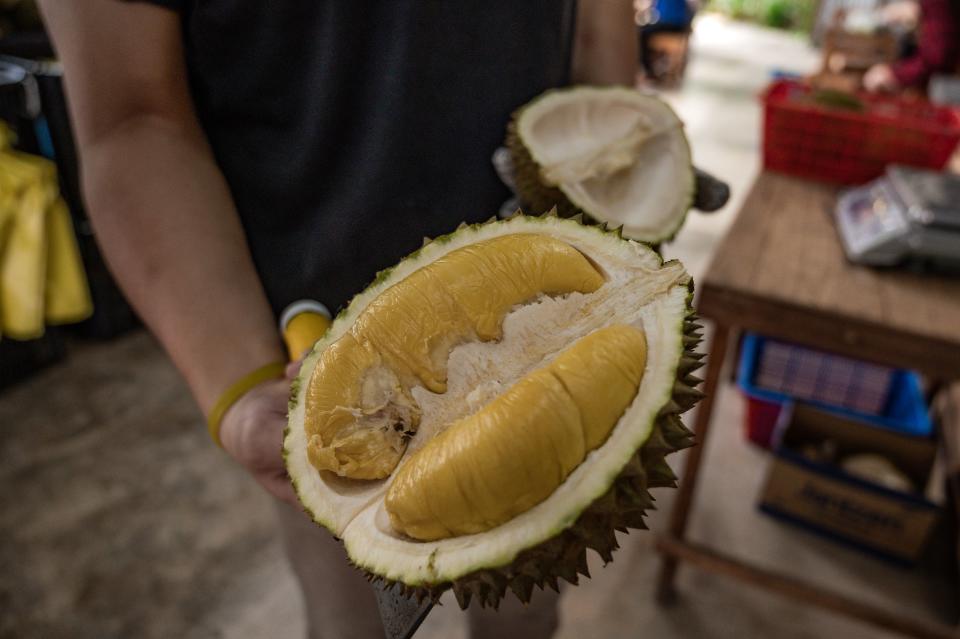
[706,0,817,32]
[764,0,793,28]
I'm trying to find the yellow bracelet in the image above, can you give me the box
[207,361,286,447]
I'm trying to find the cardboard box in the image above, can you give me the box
[759,404,940,562]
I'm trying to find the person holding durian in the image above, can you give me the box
[38,1,640,637]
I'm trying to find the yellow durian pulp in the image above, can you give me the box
[385,324,647,541]
[304,234,605,480]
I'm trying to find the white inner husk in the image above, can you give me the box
[518,87,694,241]
[285,216,689,584]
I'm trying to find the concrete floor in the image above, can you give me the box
[1,14,955,639]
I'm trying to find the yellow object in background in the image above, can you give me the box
[45,198,91,325]
[0,123,92,340]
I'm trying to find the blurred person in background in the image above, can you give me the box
[38,1,638,637]
[863,0,960,92]
[634,0,700,83]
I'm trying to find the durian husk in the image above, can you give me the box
[287,212,703,610]
[505,98,695,248]
[506,116,581,220]
[363,308,704,610]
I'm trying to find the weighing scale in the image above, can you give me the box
[835,165,960,271]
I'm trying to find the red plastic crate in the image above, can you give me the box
[762,79,960,184]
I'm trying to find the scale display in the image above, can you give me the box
[834,166,960,271]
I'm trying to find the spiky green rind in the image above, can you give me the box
[367,312,703,610]
[288,377,302,411]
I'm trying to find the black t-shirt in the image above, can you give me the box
[133,1,576,314]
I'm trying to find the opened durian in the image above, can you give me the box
[507,86,695,243]
[284,214,703,609]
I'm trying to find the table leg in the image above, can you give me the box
[926,379,945,407]
[656,322,731,604]
[728,327,742,383]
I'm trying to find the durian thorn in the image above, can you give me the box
[673,383,705,401]
[509,576,535,603]
[658,399,683,416]
[683,374,704,387]
[678,356,705,375]
[454,587,472,609]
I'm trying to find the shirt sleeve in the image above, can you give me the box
[890,0,959,87]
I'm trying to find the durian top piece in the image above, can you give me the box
[510,86,695,242]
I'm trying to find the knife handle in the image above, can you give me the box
[693,168,731,213]
[279,299,332,361]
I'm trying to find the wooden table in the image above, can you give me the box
[655,171,960,639]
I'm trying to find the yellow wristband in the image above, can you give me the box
[206,361,286,447]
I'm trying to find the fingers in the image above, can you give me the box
[262,471,298,505]
[285,359,301,380]
[260,378,292,417]
[222,380,290,464]
[218,377,303,505]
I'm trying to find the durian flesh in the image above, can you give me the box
[284,215,698,606]
[304,234,604,480]
[385,324,647,541]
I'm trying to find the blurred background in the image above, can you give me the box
[2,1,959,637]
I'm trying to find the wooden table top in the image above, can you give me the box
[697,171,960,380]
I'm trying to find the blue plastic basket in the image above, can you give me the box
[737,333,932,438]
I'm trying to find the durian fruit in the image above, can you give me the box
[507,86,695,243]
[284,213,703,609]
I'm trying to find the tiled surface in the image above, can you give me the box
[2,14,954,639]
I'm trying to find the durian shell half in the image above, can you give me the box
[284,213,702,609]
[506,86,696,245]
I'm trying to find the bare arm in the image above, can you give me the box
[571,0,639,86]
[41,0,292,499]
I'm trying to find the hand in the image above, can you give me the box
[880,1,920,28]
[220,369,298,504]
[863,64,899,93]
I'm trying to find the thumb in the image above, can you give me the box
[263,471,298,505]
[285,359,302,380]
